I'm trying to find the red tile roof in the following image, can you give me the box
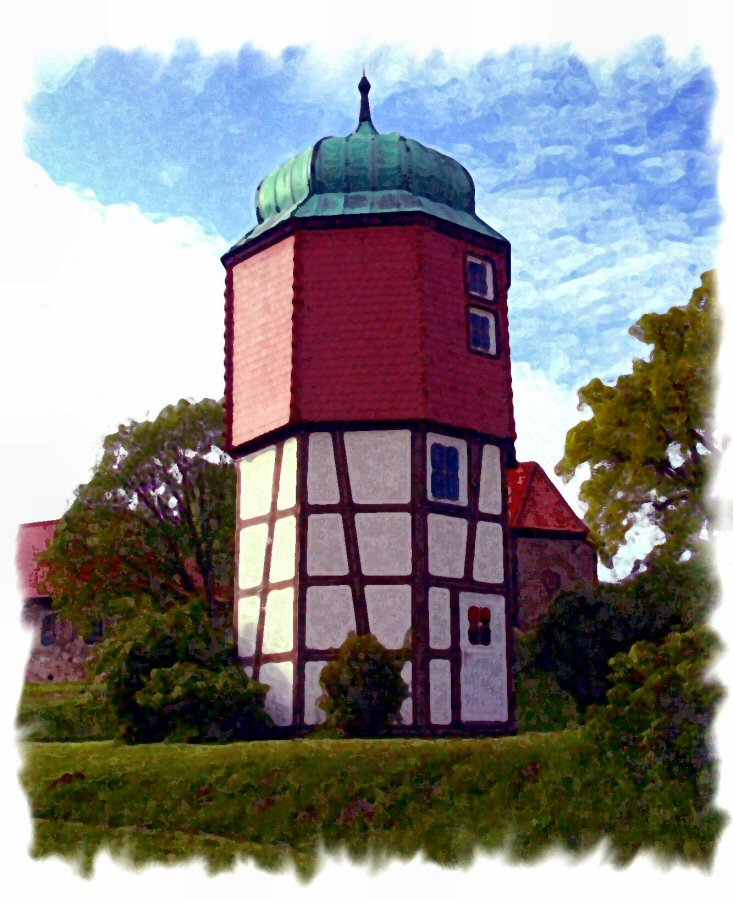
[16,520,58,598]
[507,462,589,534]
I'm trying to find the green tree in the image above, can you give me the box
[40,398,235,634]
[556,270,720,568]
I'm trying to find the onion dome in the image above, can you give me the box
[230,74,507,251]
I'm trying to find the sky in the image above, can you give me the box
[1,1,732,896]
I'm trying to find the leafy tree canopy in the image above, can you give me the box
[40,398,235,633]
[556,270,720,568]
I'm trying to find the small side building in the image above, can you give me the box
[17,520,102,682]
[507,462,597,631]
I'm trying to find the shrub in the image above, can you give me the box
[533,555,713,710]
[134,662,270,743]
[92,599,270,743]
[587,626,723,805]
[513,631,579,733]
[318,632,409,736]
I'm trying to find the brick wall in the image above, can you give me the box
[227,220,516,450]
[230,237,296,447]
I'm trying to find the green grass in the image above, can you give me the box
[20,731,721,879]
[16,682,119,742]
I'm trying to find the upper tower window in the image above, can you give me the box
[467,256,495,301]
[468,308,497,356]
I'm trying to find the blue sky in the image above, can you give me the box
[25,38,719,391]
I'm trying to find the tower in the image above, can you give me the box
[223,76,517,734]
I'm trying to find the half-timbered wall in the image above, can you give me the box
[234,424,515,735]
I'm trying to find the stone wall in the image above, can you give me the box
[22,598,97,683]
[514,536,596,631]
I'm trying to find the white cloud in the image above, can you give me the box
[1,157,227,524]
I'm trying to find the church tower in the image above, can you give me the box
[223,76,517,734]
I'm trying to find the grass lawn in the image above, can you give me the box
[19,729,720,879]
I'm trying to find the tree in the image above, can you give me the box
[556,270,720,569]
[40,398,235,633]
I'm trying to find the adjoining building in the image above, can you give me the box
[17,520,102,682]
[223,76,597,735]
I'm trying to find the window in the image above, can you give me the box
[467,605,492,646]
[467,257,494,301]
[468,307,497,355]
[430,443,460,501]
[84,619,104,645]
[40,613,57,647]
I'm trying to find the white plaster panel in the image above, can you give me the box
[305,586,356,650]
[428,587,451,649]
[355,513,412,575]
[269,515,296,583]
[304,660,328,725]
[344,430,412,504]
[239,446,276,521]
[459,592,508,722]
[478,444,502,514]
[261,587,294,654]
[307,432,340,504]
[259,661,293,726]
[430,659,453,725]
[307,514,348,575]
[238,522,268,590]
[244,666,253,678]
[237,596,260,658]
[473,521,504,584]
[277,438,298,510]
[427,514,467,578]
[426,432,468,506]
[400,661,413,725]
[365,585,412,649]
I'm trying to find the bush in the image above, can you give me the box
[134,662,270,743]
[533,555,713,710]
[513,631,579,733]
[318,632,409,736]
[587,626,723,805]
[93,599,270,743]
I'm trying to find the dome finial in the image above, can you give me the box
[356,70,377,133]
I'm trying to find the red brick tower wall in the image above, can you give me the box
[226,220,515,451]
[294,226,425,422]
[229,236,296,448]
[421,229,514,439]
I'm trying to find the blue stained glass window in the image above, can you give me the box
[431,442,460,501]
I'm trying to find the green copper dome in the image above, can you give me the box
[230,75,507,251]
